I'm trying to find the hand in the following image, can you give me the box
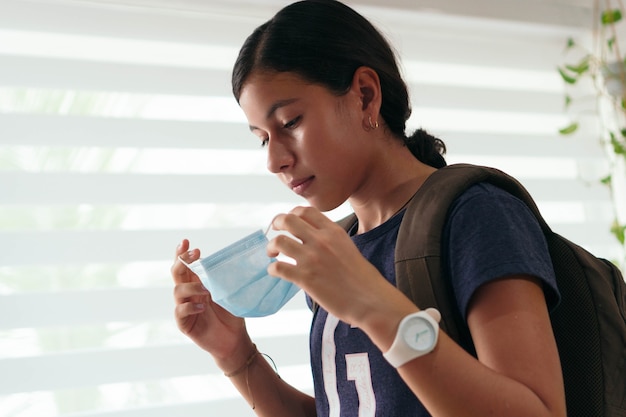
[171,239,251,360]
[266,207,403,327]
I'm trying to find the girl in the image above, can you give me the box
[172,1,565,416]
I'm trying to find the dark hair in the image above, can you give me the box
[231,0,446,168]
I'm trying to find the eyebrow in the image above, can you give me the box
[249,98,299,132]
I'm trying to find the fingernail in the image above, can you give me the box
[194,303,205,310]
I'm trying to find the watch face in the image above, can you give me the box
[403,316,436,351]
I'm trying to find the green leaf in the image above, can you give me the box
[613,139,626,154]
[600,174,612,185]
[610,220,626,245]
[601,9,623,25]
[559,122,579,135]
[565,95,572,108]
[609,37,616,50]
[620,128,626,137]
[557,67,578,84]
[565,56,590,74]
[566,37,575,49]
[610,132,626,154]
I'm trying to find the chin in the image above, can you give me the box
[306,197,345,213]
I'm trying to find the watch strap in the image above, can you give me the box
[383,308,441,368]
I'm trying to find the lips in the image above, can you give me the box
[289,176,314,195]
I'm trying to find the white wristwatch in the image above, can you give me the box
[383,308,441,368]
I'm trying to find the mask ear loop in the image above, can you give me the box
[264,215,280,237]
[177,255,192,267]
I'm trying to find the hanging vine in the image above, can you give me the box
[558,0,626,268]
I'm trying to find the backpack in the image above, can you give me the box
[336,163,626,417]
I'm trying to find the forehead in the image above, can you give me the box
[240,71,311,100]
[238,71,330,118]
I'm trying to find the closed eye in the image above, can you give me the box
[283,116,301,129]
[257,116,300,148]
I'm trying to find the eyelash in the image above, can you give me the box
[283,116,301,129]
[259,116,301,148]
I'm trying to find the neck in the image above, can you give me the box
[349,159,436,234]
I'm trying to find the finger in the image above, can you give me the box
[173,239,200,263]
[267,232,303,260]
[174,301,206,329]
[173,281,209,303]
[271,211,315,244]
[174,239,190,260]
[267,260,300,282]
[171,248,201,284]
[275,207,338,245]
[175,299,207,316]
[289,206,333,229]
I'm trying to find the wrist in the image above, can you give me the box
[223,344,259,377]
[213,341,257,375]
[349,285,419,348]
[356,303,419,352]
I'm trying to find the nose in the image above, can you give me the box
[266,137,294,173]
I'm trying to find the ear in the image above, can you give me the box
[350,66,382,124]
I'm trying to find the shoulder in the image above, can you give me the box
[443,181,559,319]
[447,181,540,236]
[445,180,546,254]
[451,181,524,212]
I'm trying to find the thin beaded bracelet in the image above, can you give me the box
[223,344,280,410]
[223,346,259,378]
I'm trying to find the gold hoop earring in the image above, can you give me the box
[368,116,379,130]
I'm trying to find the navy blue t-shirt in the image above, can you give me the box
[307,182,560,417]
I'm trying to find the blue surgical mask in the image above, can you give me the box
[179,228,300,317]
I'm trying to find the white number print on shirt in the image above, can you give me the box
[321,313,376,417]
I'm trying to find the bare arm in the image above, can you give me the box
[172,239,316,417]
[369,276,566,417]
[218,345,317,416]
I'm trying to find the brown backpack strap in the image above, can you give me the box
[336,213,358,232]
[395,163,550,351]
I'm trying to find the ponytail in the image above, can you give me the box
[404,128,447,169]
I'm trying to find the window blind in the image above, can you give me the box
[0,1,620,417]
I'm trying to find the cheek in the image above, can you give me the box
[299,102,360,163]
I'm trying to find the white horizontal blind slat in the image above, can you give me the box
[63,399,262,417]
[0,56,233,96]
[1,174,300,204]
[0,0,264,47]
[0,345,214,394]
[0,333,310,394]
[0,288,176,329]
[0,115,252,148]
[62,399,257,417]
[440,131,606,157]
[0,229,265,265]
[0,288,309,329]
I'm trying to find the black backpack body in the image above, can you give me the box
[337,163,626,417]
